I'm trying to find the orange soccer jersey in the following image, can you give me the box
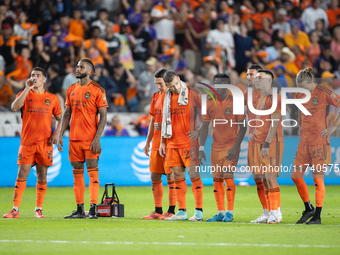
[202,91,246,149]
[244,89,262,144]
[296,84,340,145]
[65,80,108,141]
[254,94,284,144]
[149,91,164,151]
[16,90,62,145]
[163,87,201,149]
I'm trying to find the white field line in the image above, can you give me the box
[0,239,339,248]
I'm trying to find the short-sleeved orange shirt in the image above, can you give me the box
[65,80,108,141]
[254,94,284,144]
[16,90,62,146]
[162,86,201,149]
[84,38,108,66]
[296,84,340,145]
[202,91,246,149]
[0,84,13,105]
[149,91,164,151]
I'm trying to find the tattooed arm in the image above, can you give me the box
[57,106,72,152]
[90,107,107,154]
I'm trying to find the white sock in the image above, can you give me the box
[218,210,225,216]
[227,210,233,214]
[13,206,19,212]
[271,210,278,218]
[35,207,42,211]
[263,209,269,215]
[278,207,281,213]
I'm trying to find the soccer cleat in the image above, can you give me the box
[306,217,321,225]
[296,208,316,224]
[250,214,269,223]
[267,212,278,224]
[160,212,175,220]
[207,213,224,222]
[142,212,163,219]
[35,209,45,218]
[222,212,234,222]
[3,209,19,218]
[189,210,203,221]
[278,210,283,223]
[64,210,86,219]
[165,210,188,221]
[88,206,98,219]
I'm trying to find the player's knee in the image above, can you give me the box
[86,159,98,169]
[151,172,162,182]
[166,173,174,181]
[71,161,84,169]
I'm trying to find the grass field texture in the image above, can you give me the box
[0,185,340,255]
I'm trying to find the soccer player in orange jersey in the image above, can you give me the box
[199,74,247,222]
[159,70,203,221]
[251,69,284,224]
[292,67,340,224]
[3,67,62,219]
[142,68,176,220]
[57,59,108,219]
[245,64,279,223]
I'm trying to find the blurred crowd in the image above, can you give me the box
[1,0,340,135]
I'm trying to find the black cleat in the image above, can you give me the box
[64,211,86,219]
[88,205,98,219]
[306,217,321,225]
[296,208,316,224]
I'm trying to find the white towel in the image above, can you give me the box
[161,80,188,138]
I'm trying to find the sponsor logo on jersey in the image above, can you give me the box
[28,99,33,102]
[102,94,106,100]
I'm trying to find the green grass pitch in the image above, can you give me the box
[0,185,339,255]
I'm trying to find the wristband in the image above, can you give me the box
[333,121,339,127]
[263,142,270,149]
[199,146,204,151]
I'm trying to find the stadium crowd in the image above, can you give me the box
[1,0,340,136]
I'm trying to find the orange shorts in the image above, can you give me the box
[211,145,240,178]
[69,140,100,162]
[166,147,199,168]
[248,142,255,168]
[254,142,284,175]
[17,139,53,166]
[293,143,331,170]
[150,150,171,174]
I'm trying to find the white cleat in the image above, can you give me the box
[267,212,278,224]
[189,210,203,221]
[250,213,269,223]
[165,211,188,221]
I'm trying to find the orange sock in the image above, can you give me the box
[292,178,310,202]
[88,167,99,204]
[265,189,271,212]
[213,178,225,211]
[255,180,267,209]
[73,169,85,204]
[191,177,203,209]
[268,186,280,211]
[167,179,176,206]
[314,178,325,207]
[36,180,47,208]
[152,180,163,208]
[174,178,187,210]
[13,178,27,208]
[224,178,235,211]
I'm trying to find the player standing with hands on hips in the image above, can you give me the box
[3,67,62,219]
[57,59,108,219]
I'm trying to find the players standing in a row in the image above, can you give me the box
[3,67,62,219]
[142,68,177,220]
[159,71,203,221]
[199,74,247,222]
[57,59,108,219]
[292,67,340,224]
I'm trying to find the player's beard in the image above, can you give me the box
[76,72,87,79]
